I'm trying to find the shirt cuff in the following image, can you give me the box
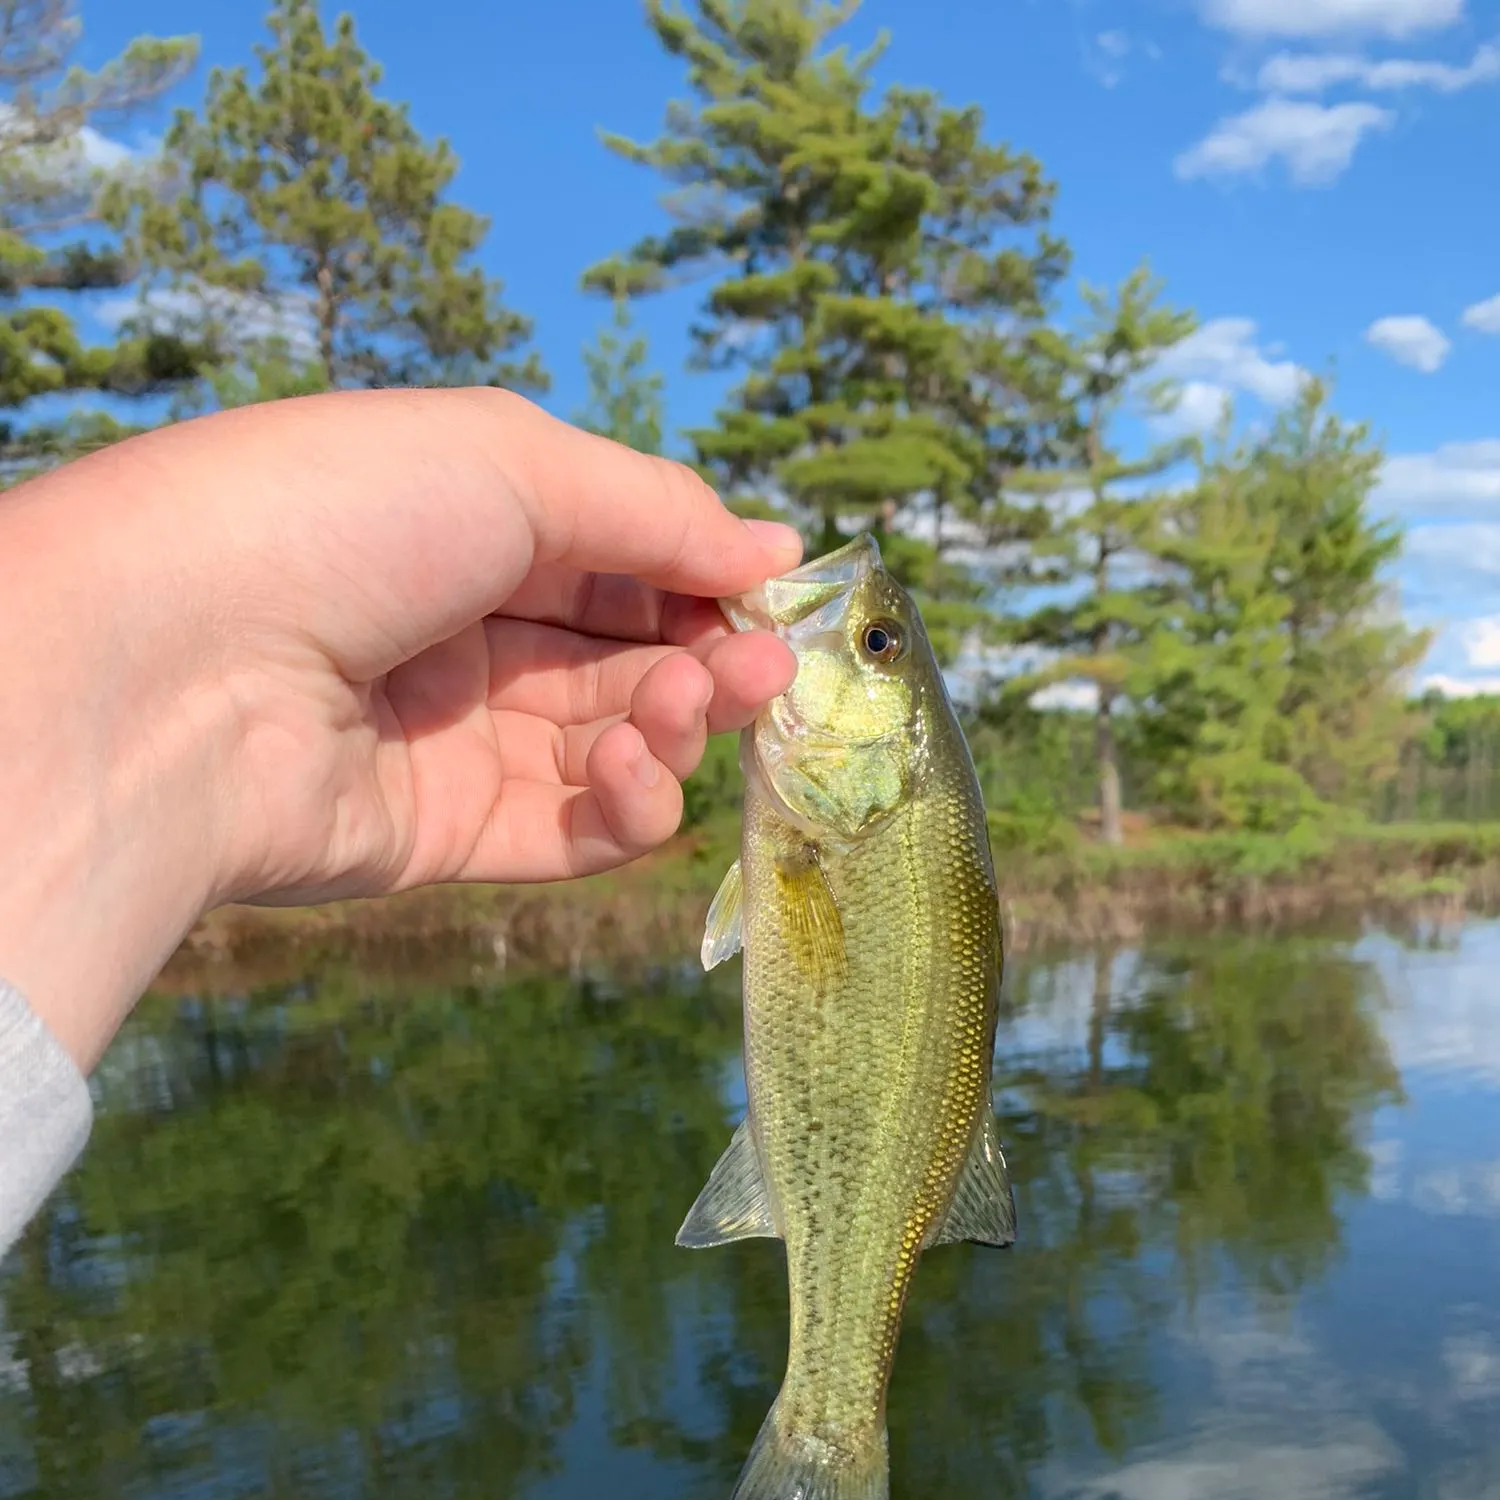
[0,979,93,1261]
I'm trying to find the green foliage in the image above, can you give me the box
[1250,381,1428,805]
[586,0,1068,662]
[998,265,1197,844]
[0,2,205,480]
[105,0,546,405]
[966,702,1091,856]
[574,294,665,453]
[1415,692,1500,766]
[1131,380,1426,832]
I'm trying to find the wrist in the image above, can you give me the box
[0,451,238,1072]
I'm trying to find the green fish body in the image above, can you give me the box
[683,533,1015,1500]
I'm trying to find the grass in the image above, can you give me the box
[165,815,1500,988]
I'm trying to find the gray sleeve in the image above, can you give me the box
[0,979,93,1261]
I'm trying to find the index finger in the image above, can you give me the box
[53,388,804,682]
[471,391,804,595]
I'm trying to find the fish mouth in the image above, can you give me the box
[720,532,882,635]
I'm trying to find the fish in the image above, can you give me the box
[680,531,1015,1500]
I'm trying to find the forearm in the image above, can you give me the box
[0,442,235,1073]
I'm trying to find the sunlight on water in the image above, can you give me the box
[2,921,1498,1499]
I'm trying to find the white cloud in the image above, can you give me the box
[1463,617,1500,669]
[1369,924,1500,1085]
[1155,317,1310,407]
[1462,294,1500,334]
[76,126,132,172]
[1155,379,1235,435]
[0,104,155,187]
[1256,41,1500,93]
[1379,444,1500,509]
[1040,1294,1404,1500]
[1031,680,1100,711]
[1443,1332,1500,1399]
[1085,28,1159,87]
[97,283,319,362]
[1366,315,1452,372]
[1419,673,1500,698]
[1200,0,1464,39]
[1410,1162,1500,1217]
[1405,524,1500,574]
[1175,98,1395,184]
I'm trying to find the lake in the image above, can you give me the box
[3,916,1499,1499]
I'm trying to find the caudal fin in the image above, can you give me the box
[729,1404,888,1500]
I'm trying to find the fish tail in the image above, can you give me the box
[729,1400,888,1500]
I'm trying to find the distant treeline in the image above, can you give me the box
[0,0,1451,842]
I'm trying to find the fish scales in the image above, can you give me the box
[741,716,998,1445]
[682,532,1015,1500]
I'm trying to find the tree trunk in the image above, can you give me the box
[1097,687,1123,847]
[1085,409,1123,848]
[315,259,336,385]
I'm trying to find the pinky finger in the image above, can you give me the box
[462,721,684,882]
[570,720,685,870]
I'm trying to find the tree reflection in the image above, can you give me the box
[0,931,1400,1499]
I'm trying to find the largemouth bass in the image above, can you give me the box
[680,532,1015,1500]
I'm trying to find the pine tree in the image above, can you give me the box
[1130,380,1429,831]
[584,0,1067,661]
[573,295,664,454]
[1131,445,1309,831]
[1000,265,1197,845]
[0,2,203,481]
[105,0,545,401]
[1238,379,1429,808]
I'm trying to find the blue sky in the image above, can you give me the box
[78,0,1500,694]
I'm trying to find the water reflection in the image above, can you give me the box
[2,922,1498,1498]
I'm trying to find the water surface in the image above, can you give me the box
[3,920,1499,1499]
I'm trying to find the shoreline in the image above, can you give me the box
[158,822,1499,991]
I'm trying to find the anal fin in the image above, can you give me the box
[676,1119,780,1248]
[928,1109,1017,1249]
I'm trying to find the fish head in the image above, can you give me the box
[723,532,935,843]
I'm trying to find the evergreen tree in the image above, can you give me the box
[585,0,1067,661]
[1240,380,1428,808]
[1132,380,1428,831]
[1131,441,1309,831]
[106,0,545,401]
[1000,266,1196,845]
[0,2,203,481]
[573,294,664,454]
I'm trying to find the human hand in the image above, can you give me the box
[0,389,802,1069]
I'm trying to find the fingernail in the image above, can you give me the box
[630,737,660,789]
[742,518,804,565]
[692,672,715,717]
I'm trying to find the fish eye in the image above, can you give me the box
[861,621,904,663]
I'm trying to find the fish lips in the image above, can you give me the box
[720,532,882,638]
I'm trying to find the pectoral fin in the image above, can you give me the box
[928,1110,1017,1249]
[676,1119,780,1248]
[774,851,847,993]
[701,858,744,971]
